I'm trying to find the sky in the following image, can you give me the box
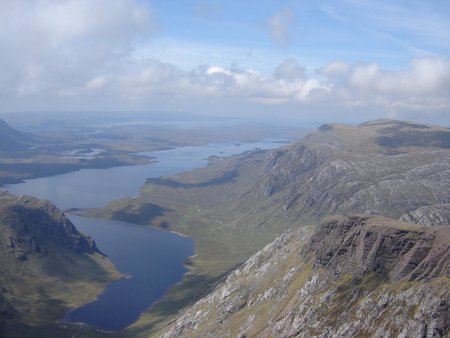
[1,0,449,124]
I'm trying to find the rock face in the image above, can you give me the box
[261,120,450,225]
[400,204,450,226]
[161,216,450,337]
[0,194,99,259]
[308,215,450,282]
[0,192,115,337]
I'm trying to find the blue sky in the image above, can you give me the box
[0,0,449,124]
[144,0,449,70]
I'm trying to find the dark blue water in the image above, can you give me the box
[65,216,194,331]
[4,139,288,331]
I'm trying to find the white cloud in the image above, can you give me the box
[0,0,153,99]
[318,61,351,78]
[296,79,326,101]
[267,8,294,45]
[104,60,330,107]
[85,76,110,90]
[0,1,448,122]
[318,56,450,114]
[274,58,305,81]
[348,63,380,92]
[206,66,232,76]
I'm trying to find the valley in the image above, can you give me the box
[1,116,294,336]
[3,2,449,337]
[88,119,450,336]
[1,118,449,337]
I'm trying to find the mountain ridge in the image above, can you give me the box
[260,119,450,225]
[161,215,450,337]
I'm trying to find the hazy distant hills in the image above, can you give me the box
[0,119,35,152]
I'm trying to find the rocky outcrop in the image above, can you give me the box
[261,120,450,226]
[161,216,450,337]
[0,192,117,337]
[0,194,99,260]
[400,204,450,226]
[308,215,450,282]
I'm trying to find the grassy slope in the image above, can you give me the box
[0,249,122,337]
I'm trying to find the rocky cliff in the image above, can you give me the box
[0,191,118,337]
[308,215,450,282]
[1,194,99,259]
[161,216,450,337]
[262,120,450,225]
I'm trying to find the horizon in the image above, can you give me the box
[1,1,449,125]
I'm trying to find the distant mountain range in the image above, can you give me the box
[0,119,34,152]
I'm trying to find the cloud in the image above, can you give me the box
[85,76,110,90]
[267,8,294,45]
[0,0,153,98]
[318,56,450,113]
[274,58,306,81]
[2,40,450,120]
[105,60,329,107]
[0,1,448,122]
[318,61,351,78]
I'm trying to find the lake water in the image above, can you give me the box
[65,216,194,331]
[6,140,286,210]
[4,139,287,331]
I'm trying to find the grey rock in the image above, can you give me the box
[260,121,450,226]
[0,194,99,257]
[161,216,450,338]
